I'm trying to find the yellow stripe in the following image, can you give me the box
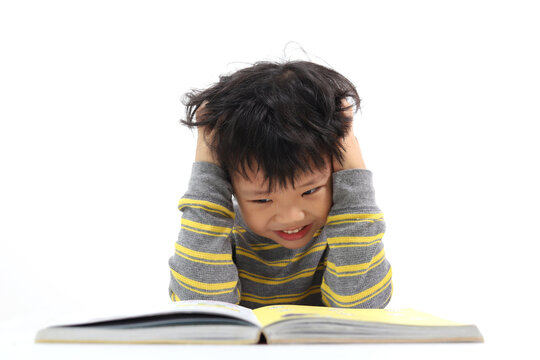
[235,242,327,267]
[170,268,237,294]
[248,243,282,251]
[238,265,324,285]
[178,198,235,218]
[235,248,290,267]
[321,295,330,307]
[322,276,391,307]
[175,251,234,266]
[327,213,384,224]
[329,242,382,249]
[325,248,385,276]
[321,267,392,306]
[327,233,384,246]
[175,280,237,296]
[241,286,321,304]
[174,243,233,262]
[232,228,248,243]
[383,282,393,306]
[325,258,384,278]
[181,226,231,238]
[357,278,393,306]
[181,218,231,235]
[233,226,247,233]
[179,205,231,218]
[327,219,378,226]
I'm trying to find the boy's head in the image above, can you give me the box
[182,60,360,248]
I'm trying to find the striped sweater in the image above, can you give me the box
[168,162,392,309]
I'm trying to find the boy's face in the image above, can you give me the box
[232,162,333,250]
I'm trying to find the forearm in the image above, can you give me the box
[321,169,392,308]
[168,162,241,303]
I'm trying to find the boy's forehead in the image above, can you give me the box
[232,163,331,193]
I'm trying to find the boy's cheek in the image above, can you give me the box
[236,203,265,233]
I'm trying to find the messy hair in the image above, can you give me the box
[181,60,360,191]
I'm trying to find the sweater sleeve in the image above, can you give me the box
[321,169,392,308]
[168,162,241,304]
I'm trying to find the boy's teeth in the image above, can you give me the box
[282,226,304,234]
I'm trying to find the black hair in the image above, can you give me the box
[181,60,360,191]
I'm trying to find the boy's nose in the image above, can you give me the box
[275,205,306,224]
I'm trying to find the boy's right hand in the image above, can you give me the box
[194,101,219,165]
[332,99,367,172]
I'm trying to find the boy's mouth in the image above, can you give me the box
[274,224,312,241]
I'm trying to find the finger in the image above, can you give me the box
[195,100,210,125]
[340,98,354,119]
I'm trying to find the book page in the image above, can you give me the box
[165,300,261,326]
[49,300,261,328]
[253,305,465,328]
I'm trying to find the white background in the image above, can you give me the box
[1,0,539,358]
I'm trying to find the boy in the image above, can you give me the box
[168,61,392,309]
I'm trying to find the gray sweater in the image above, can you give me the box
[168,162,392,309]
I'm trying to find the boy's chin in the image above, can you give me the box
[270,235,314,250]
[278,241,312,250]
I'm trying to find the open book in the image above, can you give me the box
[35,300,483,344]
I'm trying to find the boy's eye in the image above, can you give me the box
[302,187,320,196]
[252,199,271,204]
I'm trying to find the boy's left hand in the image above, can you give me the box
[332,99,367,172]
[194,101,219,166]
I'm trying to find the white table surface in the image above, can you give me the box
[2,338,491,360]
